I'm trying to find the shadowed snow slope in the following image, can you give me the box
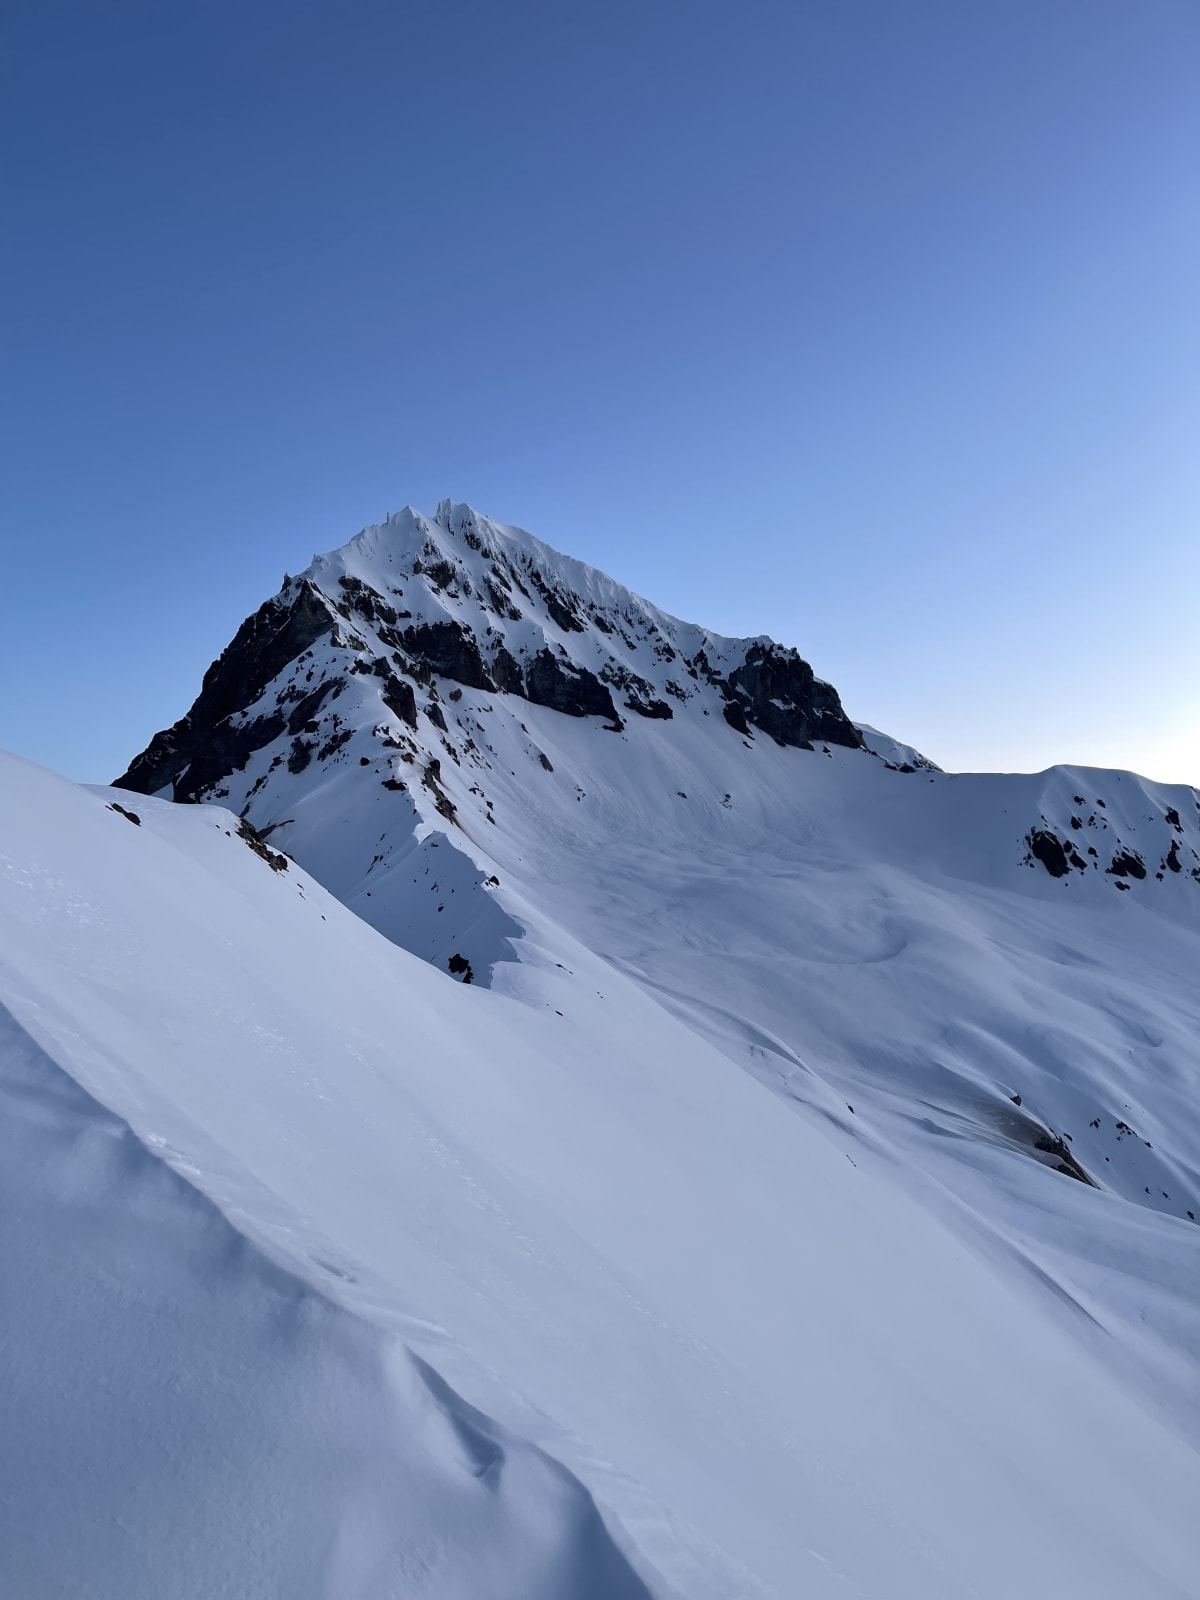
[3,750,1200,1597]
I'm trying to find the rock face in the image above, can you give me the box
[1108,849,1148,881]
[398,621,496,692]
[116,579,336,802]
[490,644,525,696]
[524,649,621,726]
[1027,829,1071,879]
[723,643,855,750]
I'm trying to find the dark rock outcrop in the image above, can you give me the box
[287,678,341,735]
[489,644,526,696]
[721,645,862,750]
[170,709,291,802]
[236,816,289,872]
[525,649,622,725]
[528,568,586,633]
[625,695,673,720]
[115,579,335,800]
[287,737,315,774]
[336,574,398,628]
[399,621,495,691]
[378,670,418,730]
[1033,1129,1097,1186]
[1026,828,1086,878]
[1027,829,1070,878]
[1108,849,1147,881]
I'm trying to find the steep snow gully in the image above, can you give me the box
[2,500,1198,1599]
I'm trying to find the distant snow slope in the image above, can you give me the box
[3,751,1200,1599]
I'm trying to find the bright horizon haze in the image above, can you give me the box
[2,0,1196,784]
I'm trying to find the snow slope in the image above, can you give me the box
[113,499,1200,1443]
[3,751,1200,1599]
[0,1006,649,1600]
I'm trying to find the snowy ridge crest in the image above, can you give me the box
[302,499,862,747]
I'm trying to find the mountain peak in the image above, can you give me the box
[115,502,1199,1002]
[135,499,865,802]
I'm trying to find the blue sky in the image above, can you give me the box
[2,0,1196,782]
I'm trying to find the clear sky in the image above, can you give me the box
[2,0,1196,784]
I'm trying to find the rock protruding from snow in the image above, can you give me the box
[855,722,942,773]
[118,578,339,801]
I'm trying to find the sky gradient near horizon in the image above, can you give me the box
[2,0,1197,784]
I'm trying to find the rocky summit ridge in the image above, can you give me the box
[116,500,1200,953]
[117,499,863,807]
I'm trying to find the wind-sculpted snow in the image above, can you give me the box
[0,1002,653,1600]
[3,750,1200,1598]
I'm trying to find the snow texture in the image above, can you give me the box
[3,500,1200,1597]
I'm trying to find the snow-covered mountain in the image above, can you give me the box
[3,501,1199,1597]
[115,499,1200,964]
[114,501,1200,1217]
